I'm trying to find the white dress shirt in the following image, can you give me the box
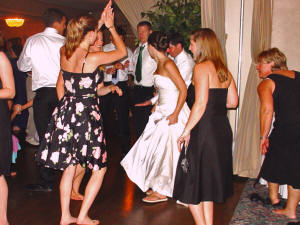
[150,49,195,104]
[131,42,157,87]
[103,42,133,82]
[17,27,65,91]
[174,49,194,87]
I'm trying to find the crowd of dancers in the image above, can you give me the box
[1,1,299,225]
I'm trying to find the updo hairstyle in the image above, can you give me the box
[148,31,169,52]
[65,15,97,59]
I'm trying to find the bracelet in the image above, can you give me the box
[260,136,267,140]
[108,25,114,30]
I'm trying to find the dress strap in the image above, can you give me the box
[81,52,89,73]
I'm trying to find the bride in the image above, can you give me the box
[121,31,190,203]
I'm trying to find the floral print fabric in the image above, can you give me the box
[36,69,107,171]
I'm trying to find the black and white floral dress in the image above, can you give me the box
[36,67,107,171]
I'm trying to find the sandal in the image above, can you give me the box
[142,193,168,203]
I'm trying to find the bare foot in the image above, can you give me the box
[71,191,84,201]
[76,217,99,225]
[273,208,296,219]
[60,216,77,225]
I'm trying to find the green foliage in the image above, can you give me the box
[141,0,201,50]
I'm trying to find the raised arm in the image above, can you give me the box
[257,79,275,154]
[90,5,127,66]
[165,60,187,125]
[0,52,15,99]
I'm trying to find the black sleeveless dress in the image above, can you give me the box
[36,62,107,171]
[173,85,233,204]
[260,71,300,189]
[0,82,12,176]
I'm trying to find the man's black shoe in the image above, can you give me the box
[25,184,52,192]
[287,222,300,225]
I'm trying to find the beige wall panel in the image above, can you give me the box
[272,0,300,71]
[225,0,253,135]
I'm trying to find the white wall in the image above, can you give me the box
[272,0,300,71]
[225,0,253,135]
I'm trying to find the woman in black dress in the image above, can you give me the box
[257,48,300,219]
[6,38,29,132]
[35,1,126,224]
[0,51,15,225]
[173,28,238,225]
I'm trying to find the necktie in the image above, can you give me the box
[112,69,119,84]
[135,45,145,82]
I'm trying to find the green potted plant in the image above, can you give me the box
[141,0,201,50]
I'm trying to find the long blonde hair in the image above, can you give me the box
[65,15,97,59]
[191,28,229,83]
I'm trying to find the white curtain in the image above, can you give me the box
[233,0,273,178]
[201,0,226,56]
[115,0,156,36]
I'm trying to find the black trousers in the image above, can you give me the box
[100,81,130,154]
[33,87,58,187]
[132,85,154,139]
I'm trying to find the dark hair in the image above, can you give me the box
[65,15,97,59]
[42,8,66,27]
[6,37,22,57]
[116,26,126,37]
[137,21,152,30]
[169,32,184,47]
[148,31,169,52]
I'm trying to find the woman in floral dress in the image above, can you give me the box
[35,1,127,224]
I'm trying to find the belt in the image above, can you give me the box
[104,81,128,85]
[35,87,56,93]
[134,85,153,89]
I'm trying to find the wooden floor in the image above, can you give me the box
[7,124,247,225]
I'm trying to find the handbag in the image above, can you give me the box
[180,144,190,173]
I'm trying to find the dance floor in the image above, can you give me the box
[7,125,247,225]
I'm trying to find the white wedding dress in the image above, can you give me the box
[121,74,190,197]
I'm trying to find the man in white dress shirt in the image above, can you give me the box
[17,8,66,192]
[167,32,194,88]
[138,32,194,107]
[100,27,133,157]
[131,21,157,138]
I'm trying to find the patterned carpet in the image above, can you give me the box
[230,179,300,225]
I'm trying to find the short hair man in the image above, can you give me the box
[167,32,194,87]
[131,21,157,138]
[17,8,66,192]
[143,32,194,106]
[101,26,133,157]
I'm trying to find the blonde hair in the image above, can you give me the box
[257,48,288,71]
[65,15,97,59]
[191,28,229,83]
